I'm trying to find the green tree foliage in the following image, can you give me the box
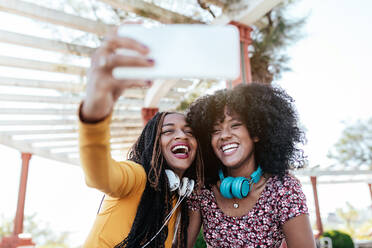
[250,0,306,84]
[328,118,372,168]
[194,228,207,248]
[336,202,359,237]
[0,214,70,247]
[321,230,354,248]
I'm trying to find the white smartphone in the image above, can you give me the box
[113,24,240,80]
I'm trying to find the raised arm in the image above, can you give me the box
[81,29,153,122]
[79,28,154,197]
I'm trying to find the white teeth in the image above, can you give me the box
[222,143,238,152]
[172,145,189,153]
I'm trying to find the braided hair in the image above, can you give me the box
[115,112,203,248]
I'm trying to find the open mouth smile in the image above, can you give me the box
[171,143,190,159]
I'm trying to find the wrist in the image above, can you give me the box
[80,98,112,123]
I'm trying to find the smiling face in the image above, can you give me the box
[160,113,197,177]
[211,107,258,171]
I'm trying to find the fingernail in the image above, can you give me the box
[147,59,155,64]
[146,80,153,86]
[142,44,149,50]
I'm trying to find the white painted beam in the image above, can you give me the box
[294,169,372,177]
[0,134,78,165]
[213,0,283,26]
[0,76,83,93]
[0,118,141,126]
[0,0,113,36]
[300,178,372,185]
[98,0,203,24]
[0,108,140,117]
[144,79,179,107]
[1,126,141,135]
[0,56,87,75]
[0,30,95,57]
[237,0,283,25]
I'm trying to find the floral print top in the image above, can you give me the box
[187,175,309,248]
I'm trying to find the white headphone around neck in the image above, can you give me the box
[140,170,195,248]
[165,169,195,197]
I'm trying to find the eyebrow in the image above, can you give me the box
[162,123,191,128]
[213,116,241,125]
[162,123,174,128]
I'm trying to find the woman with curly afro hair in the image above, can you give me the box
[186,83,316,248]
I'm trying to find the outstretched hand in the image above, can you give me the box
[81,28,154,122]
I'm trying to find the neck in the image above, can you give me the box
[227,160,257,178]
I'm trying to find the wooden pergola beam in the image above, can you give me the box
[213,0,283,26]
[0,134,79,165]
[0,29,95,57]
[1,126,141,136]
[0,118,142,127]
[0,76,83,93]
[294,169,372,177]
[0,0,113,36]
[300,178,372,184]
[49,143,133,154]
[144,79,178,107]
[98,0,203,24]
[0,56,87,76]
[0,108,140,117]
[201,0,225,8]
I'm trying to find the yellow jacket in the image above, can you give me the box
[79,115,178,248]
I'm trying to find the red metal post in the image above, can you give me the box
[141,107,159,125]
[310,176,323,237]
[0,152,35,248]
[228,21,253,88]
[369,183,372,207]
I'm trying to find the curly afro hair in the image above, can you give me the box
[186,83,306,186]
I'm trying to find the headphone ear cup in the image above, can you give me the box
[165,169,180,192]
[219,177,234,199]
[179,177,189,196]
[186,179,195,197]
[231,177,250,199]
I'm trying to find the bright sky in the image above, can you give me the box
[1,0,372,246]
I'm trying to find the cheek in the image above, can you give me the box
[211,136,219,152]
[160,138,167,154]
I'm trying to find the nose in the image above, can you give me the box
[174,129,187,140]
[220,127,232,140]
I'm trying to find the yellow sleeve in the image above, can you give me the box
[78,114,146,198]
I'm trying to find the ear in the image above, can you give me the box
[253,136,259,142]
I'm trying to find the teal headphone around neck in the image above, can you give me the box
[219,166,262,199]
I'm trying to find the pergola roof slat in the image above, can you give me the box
[0,76,83,92]
[0,0,113,36]
[0,55,87,75]
[98,0,204,24]
[0,29,95,57]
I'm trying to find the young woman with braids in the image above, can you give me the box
[78,30,203,247]
[186,83,316,248]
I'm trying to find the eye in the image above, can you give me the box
[161,129,174,135]
[184,128,194,134]
[212,128,221,135]
[231,122,243,128]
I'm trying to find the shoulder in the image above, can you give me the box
[267,174,305,200]
[270,174,302,190]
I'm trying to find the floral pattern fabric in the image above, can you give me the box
[187,175,309,248]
